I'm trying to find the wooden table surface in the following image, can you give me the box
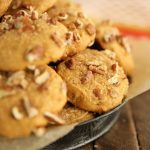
[77,90,150,150]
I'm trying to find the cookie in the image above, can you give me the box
[58,49,129,113]
[47,0,96,58]
[0,8,68,71]
[60,103,94,124]
[10,0,56,13]
[0,0,12,17]
[96,21,134,75]
[0,65,67,138]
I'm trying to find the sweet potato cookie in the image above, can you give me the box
[0,66,67,138]
[60,103,94,124]
[58,49,129,113]
[47,0,96,58]
[96,21,134,75]
[11,0,56,13]
[0,8,68,71]
[0,0,12,17]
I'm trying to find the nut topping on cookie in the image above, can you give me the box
[32,128,46,137]
[65,59,74,69]
[65,31,74,45]
[104,49,116,59]
[108,74,119,85]
[93,88,102,99]
[81,71,93,84]
[26,45,44,62]
[7,71,28,89]
[117,36,131,53]
[103,28,120,43]
[23,96,38,118]
[58,13,68,21]
[85,23,96,36]
[0,88,15,98]
[49,17,58,25]
[12,107,24,120]
[111,62,119,73]
[35,70,50,85]
[44,112,65,124]
[74,19,83,29]
[88,65,107,75]
[73,32,81,42]
[51,32,64,47]
[68,23,77,30]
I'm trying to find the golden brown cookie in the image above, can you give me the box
[60,103,94,124]
[0,66,67,138]
[47,0,96,58]
[0,8,68,71]
[58,49,129,113]
[11,0,56,13]
[96,21,134,76]
[0,0,12,16]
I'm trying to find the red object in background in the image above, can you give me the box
[115,23,150,39]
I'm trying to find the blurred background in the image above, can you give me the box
[75,0,150,26]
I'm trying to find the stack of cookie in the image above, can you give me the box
[0,0,134,138]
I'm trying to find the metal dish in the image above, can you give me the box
[43,100,127,150]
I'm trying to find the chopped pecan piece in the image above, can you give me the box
[85,24,96,35]
[23,96,38,118]
[88,65,107,75]
[65,59,74,69]
[35,70,50,85]
[51,32,64,47]
[26,45,44,62]
[81,71,93,84]
[12,107,24,120]
[44,112,65,125]
[93,88,102,99]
